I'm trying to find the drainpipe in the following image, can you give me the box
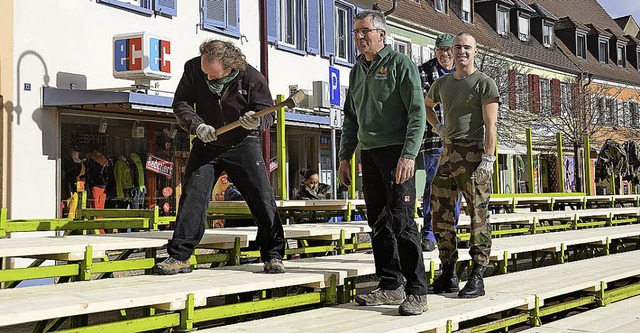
[259,0,271,179]
[383,0,397,16]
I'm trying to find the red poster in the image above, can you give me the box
[146,154,173,178]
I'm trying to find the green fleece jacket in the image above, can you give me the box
[339,45,426,161]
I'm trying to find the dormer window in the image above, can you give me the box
[518,15,529,41]
[497,6,509,36]
[617,45,625,66]
[461,0,471,22]
[577,33,587,59]
[435,0,446,13]
[599,39,609,63]
[542,22,553,47]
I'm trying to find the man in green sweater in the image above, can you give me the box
[338,9,428,316]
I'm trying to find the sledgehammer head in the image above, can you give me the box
[284,89,306,109]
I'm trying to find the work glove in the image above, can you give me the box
[239,111,260,130]
[473,154,496,184]
[433,123,445,137]
[196,124,217,142]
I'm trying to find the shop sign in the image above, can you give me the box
[269,160,278,172]
[113,32,171,80]
[146,154,173,178]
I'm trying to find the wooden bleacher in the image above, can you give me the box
[198,250,640,332]
[1,223,640,331]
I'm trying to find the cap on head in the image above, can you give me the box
[435,33,454,47]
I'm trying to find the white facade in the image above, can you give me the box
[7,0,353,219]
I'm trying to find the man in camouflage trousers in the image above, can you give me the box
[425,33,499,298]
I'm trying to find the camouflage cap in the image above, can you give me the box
[435,33,454,47]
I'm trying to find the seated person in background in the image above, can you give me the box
[293,169,332,224]
[295,169,331,200]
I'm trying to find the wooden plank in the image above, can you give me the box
[0,235,167,259]
[0,265,328,326]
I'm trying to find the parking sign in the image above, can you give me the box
[329,66,340,105]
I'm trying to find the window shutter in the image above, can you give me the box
[528,74,540,113]
[550,78,561,115]
[322,0,335,57]
[267,0,278,43]
[508,69,516,110]
[571,83,580,115]
[155,0,177,16]
[307,0,320,54]
[204,0,226,29]
[226,0,239,32]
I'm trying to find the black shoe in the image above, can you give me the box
[428,262,459,294]
[421,239,436,252]
[458,263,486,298]
[457,238,470,249]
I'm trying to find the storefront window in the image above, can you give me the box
[60,113,190,217]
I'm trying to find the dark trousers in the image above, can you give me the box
[168,135,285,262]
[361,146,428,295]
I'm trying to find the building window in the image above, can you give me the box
[542,23,553,47]
[630,102,640,129]
[202,0,240,37]
[280,0,299,47]
[435,0,446,13]
[98,0,177,16]
[599,40,609,63]
[576,33,586,59]
[560,83,572,117]
[497,7,509,36]
[394,39,410,55]
[540,78,551,114]
[335,4,349,62]
[518,15,529,41]
[617,45,625,67]
[461,0,471,22]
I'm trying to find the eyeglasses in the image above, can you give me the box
[352,28,381,36]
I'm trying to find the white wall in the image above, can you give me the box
[10,0,352,218]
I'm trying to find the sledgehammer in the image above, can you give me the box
[215,89,306,135]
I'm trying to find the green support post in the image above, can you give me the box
[584,135,592,195]
[79,245,93,281]
[276,94,287,200]
[350,154,356,199]
[179,293,195,332]
[610,173,616,195]
[557,133,565,193]
[0,207,7,237]
[493,142,500,194]
[527,128,534,193]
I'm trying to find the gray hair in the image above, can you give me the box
[354,9,386,30]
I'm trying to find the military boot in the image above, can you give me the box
[428,261,459,294]
[458,263,486,298]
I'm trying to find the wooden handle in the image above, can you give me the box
[216,89,306,135]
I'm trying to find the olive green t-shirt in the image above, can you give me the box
[427,70,499,142]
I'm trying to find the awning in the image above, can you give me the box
[42,87,174,116]
[498,143,540,155]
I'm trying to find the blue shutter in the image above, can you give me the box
[322,0,335,57]
[267,0,278,43]
[227,0,239,32]
[307,0,320,54]
[154,0,177,16]
[203,0,226,29]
